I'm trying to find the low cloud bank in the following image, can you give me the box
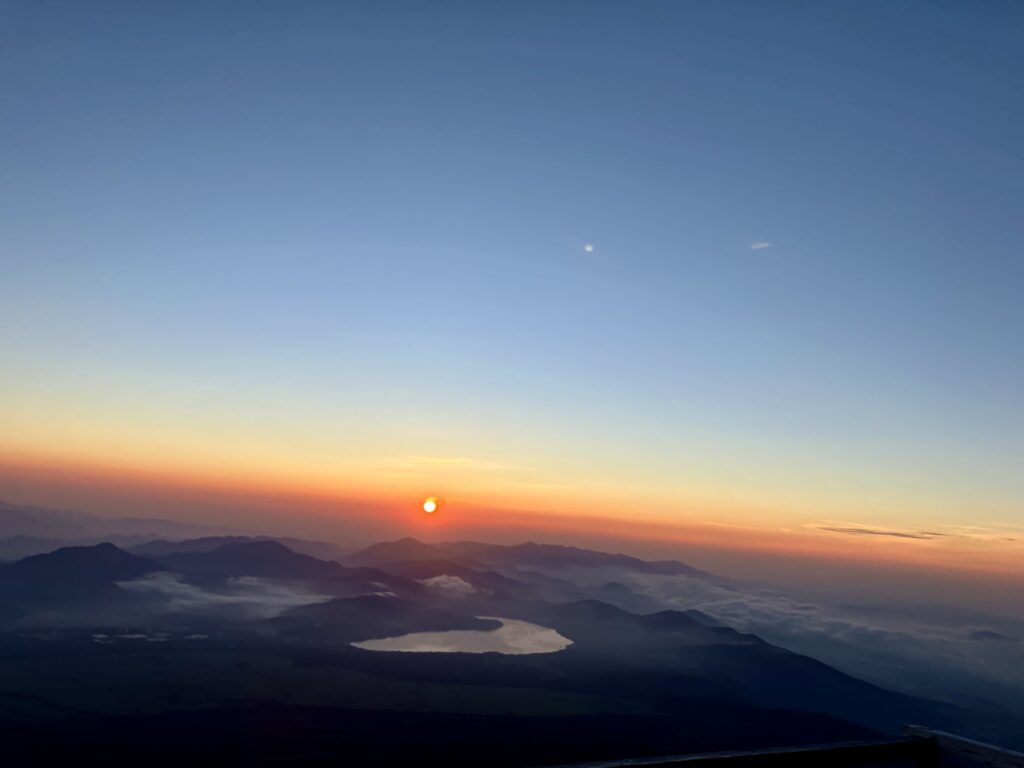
[417,574,480,596]
[118,572,333,618]
[586,568,1024,712]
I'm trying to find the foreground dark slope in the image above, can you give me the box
[0,705,878,766]
[491,599,963,735]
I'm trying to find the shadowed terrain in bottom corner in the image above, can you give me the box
[1,705,878,766]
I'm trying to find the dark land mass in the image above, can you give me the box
[0,536,1022,764]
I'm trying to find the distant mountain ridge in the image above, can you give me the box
[0,499,241,543]
[345,537,718,580]
[131,535,347,562]
[157,540,350,580]
[448,540,717,578]
[344,537,475,567]
[3,543,158,586]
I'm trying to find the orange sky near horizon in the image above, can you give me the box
[2,446,1021,585]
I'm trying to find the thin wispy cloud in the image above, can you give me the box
[749,241,772,250]
[943,524,1024,543]
[818,526,949,540]
[810,521,1021,548]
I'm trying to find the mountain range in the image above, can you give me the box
[1,530,1022,763]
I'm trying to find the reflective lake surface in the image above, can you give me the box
[351,616,572,655]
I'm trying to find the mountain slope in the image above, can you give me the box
[3,543,157,588]
[446,541,716,578]
[345,537,479,568]
[131,536,346,561]
[348,538,718,581]
[154,540,417,598]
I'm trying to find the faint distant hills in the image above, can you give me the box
[342,537,726,610]
[345,537,719,579]
[0,500,347,562]
[0,498,238,544]
[444,540,716,578]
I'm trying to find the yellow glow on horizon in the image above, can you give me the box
[2,431,1023,581]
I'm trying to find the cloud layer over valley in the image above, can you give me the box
[117,573,333,618]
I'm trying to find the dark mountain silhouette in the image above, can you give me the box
[131,535,346,561]
[158,540,347,579]
[0,535,68,562]
[348,537,718,580]
[2,543,157,589]
[153,536,356,581]
[0,544,159,620]
[154,540,415,597]
[131,536,262,557]
[483,598,974,737]
[360,558,542,600]
[447,540,716,578]
[0,533,183,562]
[345,537,479,567]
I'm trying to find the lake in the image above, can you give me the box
[351,616,572,655]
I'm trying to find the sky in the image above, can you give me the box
[1,2,1022,580]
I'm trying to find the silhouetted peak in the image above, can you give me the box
[7,542,156,583]
[346,538,451,566]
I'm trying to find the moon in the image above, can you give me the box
[584,243,595,253]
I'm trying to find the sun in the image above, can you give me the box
[422,497,440,514]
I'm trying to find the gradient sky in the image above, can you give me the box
[2,2,1022,576]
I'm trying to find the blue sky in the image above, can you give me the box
[1,2,1022,554]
